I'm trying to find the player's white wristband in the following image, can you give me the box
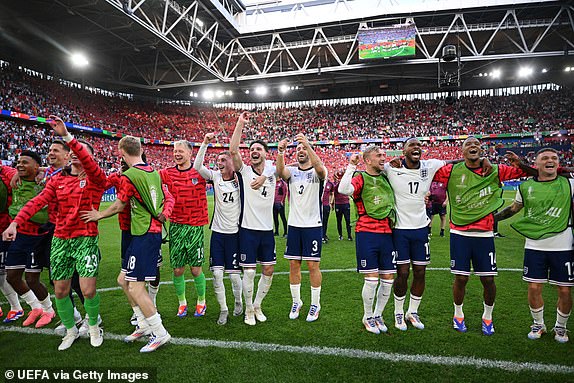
[63,133,74,143]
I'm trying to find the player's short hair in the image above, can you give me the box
[174,140,193,151]
[118,136,142,157]
[535,147,559,158]
[218,150,231,158]
[77,139,95,154]
[362,145,380,161]
[249,140,269,152]
[403,137,419,147]
[462,136,480,146]
[50,140,70,152]
[19,150,42,166]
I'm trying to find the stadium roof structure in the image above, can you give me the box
[1,0,573,101]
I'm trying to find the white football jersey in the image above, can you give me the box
[238,164,276,231]
[204,170,241,234]
[286,166,325,228]
[383,159,445,229]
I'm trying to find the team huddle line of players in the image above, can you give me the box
[0,113,572,353]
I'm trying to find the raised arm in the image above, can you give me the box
[296,133,327,180]
[229,112,249,172]
[49,115,107,186]
[505,151,537,177]
[275,139,291,181]
[338,153,360,196]
[193,133,216,181]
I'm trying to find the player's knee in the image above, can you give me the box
[262,265,274,276]
[173,267,185,277]
[557,286,572,299]
[5,271,20,287]
[528,282,543,294]
[412,267,426,280]
[24,273,40,287]
[117,273,126,288]
[480,276,495,288]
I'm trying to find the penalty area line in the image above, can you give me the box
[1,326,573,375]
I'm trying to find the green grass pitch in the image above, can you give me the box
[1,192,573,382]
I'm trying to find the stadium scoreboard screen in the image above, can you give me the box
[358,23,416,60]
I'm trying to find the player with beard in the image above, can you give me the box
[338,146,396,334]
[230,112,277,326]
[495,148,573,343]
[193,133,244,325]
[433,137,531,335]
[4,151,55,328]
[4,116,107,350]
[276,134,327,322]
[42,141,90,335]
[160,141,209,318]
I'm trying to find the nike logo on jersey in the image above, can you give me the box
[395,172,406,176]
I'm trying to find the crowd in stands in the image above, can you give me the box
[2,66,574,145]
[1,65,574,176]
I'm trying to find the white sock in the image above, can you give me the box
[311,286,321,307]
[373,279,393,317]
[0,273,22,311]
[556,309,571,328]
[21,290,42,310]
[254,274,273,308]
[483,302,494,321]
[407,294,422,315]
[213,269,227,312]
[242,269,256,310]
[229,273,242,305]
[73,306,82,321]
[530,306,544,325]
[133,306,148,329]
[394,294,406,315]
[362,278,378,319]
[290,283,301,304]
[39,295,54,313]
[454,303,464,318]
[146,312,167,337]
[148,284,159,307]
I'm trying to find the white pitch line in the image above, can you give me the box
[0,267,523,303]
[1,326,572,375]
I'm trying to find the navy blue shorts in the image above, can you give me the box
[523,249,574,286]
[0,240,9,271]
[284,226,323,262]
[239,228,276,267]
[125,232,162,282]
[210,231,241,273]
[355,232,396,274]
[5,233,49,272]
[393,228,430,266]
[450,233,497,276]
[121,230,161,273]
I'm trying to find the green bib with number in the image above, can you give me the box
[8,179,48,224]
[511,177,572,240]
[447,163,503,226]
[355,172,396,225]
[123,166,164,236]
